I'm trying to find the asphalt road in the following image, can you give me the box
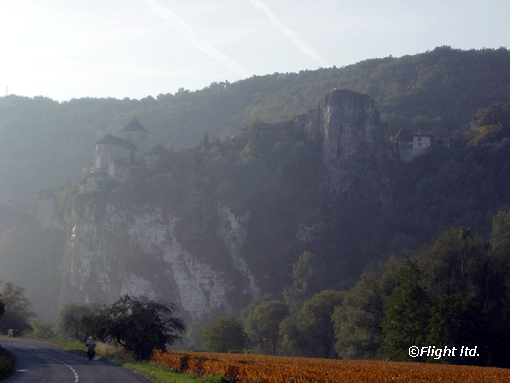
[0,338,150,383]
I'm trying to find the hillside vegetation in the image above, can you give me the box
[0,46,509,203]
[3,94,510,322]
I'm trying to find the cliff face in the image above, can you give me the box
[59,200,256,321]
[294,90,392,200]
[56,90,392,320]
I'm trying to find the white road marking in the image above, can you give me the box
[36,350,80,383]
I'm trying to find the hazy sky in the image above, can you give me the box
[1,0,509,101]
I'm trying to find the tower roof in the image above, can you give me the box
[96,134,137,150]
[122,117,148,133]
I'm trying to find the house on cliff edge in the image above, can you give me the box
[392,128,431,162]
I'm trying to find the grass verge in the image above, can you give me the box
[0,345,16,381]
[52,340,230,383]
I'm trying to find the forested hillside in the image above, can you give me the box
[7,96,505,320]
[0,46,509,203]
[117,99,510,292]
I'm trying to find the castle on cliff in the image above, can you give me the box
[81,117,167,192]
[34,93,438,228]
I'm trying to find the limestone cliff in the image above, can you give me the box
[59,198,257,321]
[293,89,392,202]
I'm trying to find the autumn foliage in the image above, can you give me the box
[152,351,510,383]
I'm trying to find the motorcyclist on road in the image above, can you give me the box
[85,336,96,360]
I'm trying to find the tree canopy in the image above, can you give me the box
[100,295,185,360]
[241,295,289,355]
[0,282,36,335]
[379,259,431,362]
[56,302,106,342]
[281,290,343,358]
[202,316,248,353]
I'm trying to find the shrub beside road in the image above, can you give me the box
[0,345,15,381]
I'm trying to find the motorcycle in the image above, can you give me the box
[86,337,96,361]
[87,346,95,361]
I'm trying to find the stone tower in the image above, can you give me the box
[121,117,149,155]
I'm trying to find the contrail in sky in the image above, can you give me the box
[143,0,250,77]
[249,0,330,67]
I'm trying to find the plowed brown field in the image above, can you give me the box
[151,351,510,382]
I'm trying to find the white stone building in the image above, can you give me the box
[393,128,431,162]
[93,134,137,171]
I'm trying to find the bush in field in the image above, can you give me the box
[100,295,185,361]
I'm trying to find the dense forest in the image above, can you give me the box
[0,46,509,203]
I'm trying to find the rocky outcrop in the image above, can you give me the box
[293,90,392,202]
